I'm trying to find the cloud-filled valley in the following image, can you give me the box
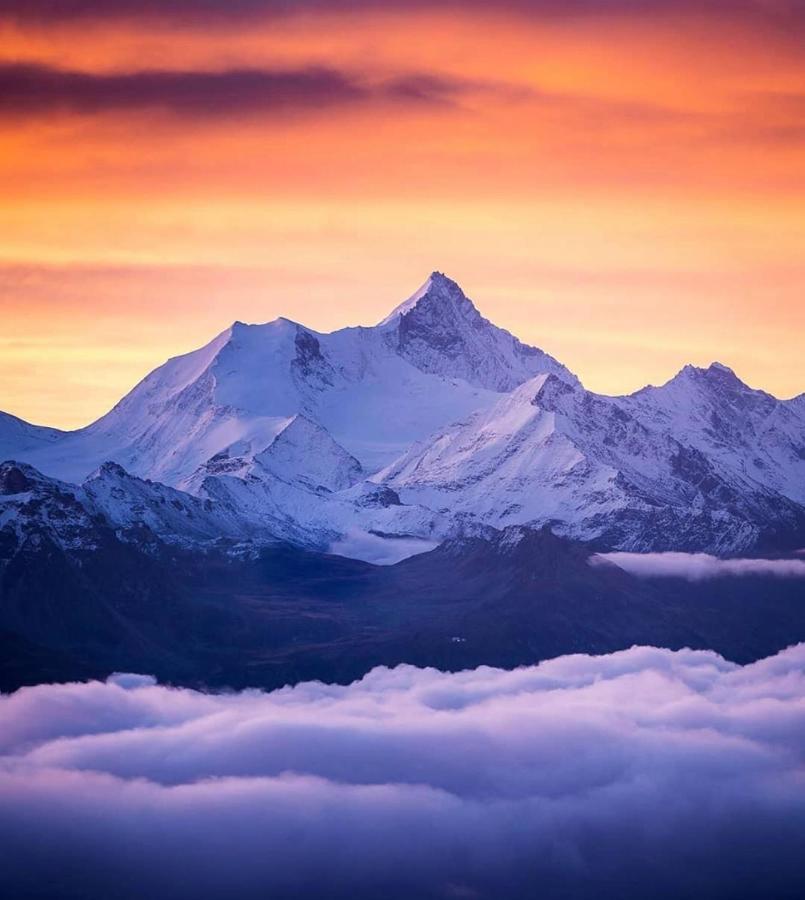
[2,645,804,899]
[593,551,805,580]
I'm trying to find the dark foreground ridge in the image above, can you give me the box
[2,516,803,693]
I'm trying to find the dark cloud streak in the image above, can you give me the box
[0,0,805,31]
[0,62,474,120]
[1,0,803,29]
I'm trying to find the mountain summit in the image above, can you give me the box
[379,272,575,391]
[378,271,457,325]
[380,271,489,329]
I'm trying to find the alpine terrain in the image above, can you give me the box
[2,271,803,559]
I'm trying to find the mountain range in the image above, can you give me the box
[2,271,804,560]
[2,272,805,692]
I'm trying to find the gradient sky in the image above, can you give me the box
[1,1,804,428]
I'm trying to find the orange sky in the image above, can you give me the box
[1,2,804,428]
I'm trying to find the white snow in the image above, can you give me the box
[377,273,436,326]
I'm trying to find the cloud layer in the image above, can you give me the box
[329,528,439,564]
[2,645,804,899]
[594,551,805,580]
[2,0,802,29]
[0,63,475,120]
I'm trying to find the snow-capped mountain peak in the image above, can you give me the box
[378,272,577,392]
[705,361,737,376]
[525,371,578,410]
[378,271,475,327]
[677,361,747,388]
[1,272,803,559]
[622,358,805,508]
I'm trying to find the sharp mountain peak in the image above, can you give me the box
[378,271,471,326]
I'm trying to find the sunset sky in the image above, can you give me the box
[1,0,804,429]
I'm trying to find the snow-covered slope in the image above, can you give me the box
[619,363,805,506]
[0,456,443,564]
[1,272,803,557]
[10,274,541,484]
[0,411,63,460]
[253,414,363,492]
[787,393,805,417]
[82,462,262,547]
[379,369,805,553]
[182,413,444,554]
[0,459,260,556]
[182,413,364,495]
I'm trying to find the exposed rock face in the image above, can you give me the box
[0,464,31,496]
[381,272,576,392]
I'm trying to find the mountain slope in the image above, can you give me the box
[620,362,805,505]
[253,414,364,492]
[0,411,63,460]
[4,273,564,485]
[0,460,257,554]
[0,457,443,563]
[379,369,805,552]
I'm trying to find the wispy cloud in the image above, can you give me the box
[0,63,479,120]
[1,0,802,29]
[329,528,438,565]
[592,551,805,580]
[1,644,805,898]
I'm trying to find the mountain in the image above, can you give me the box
[1,271,804,557]
[0,453,442,564]
[380,367,805,553]
[621,362,805,506]
[6,273,560,485]
[0,460,257,554]
[252,414,363,492]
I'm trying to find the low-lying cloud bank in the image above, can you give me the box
[594,550,805,580]
[329,528,439,564]
[2,645,805,899]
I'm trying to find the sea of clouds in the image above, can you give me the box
[2,645,805,899]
